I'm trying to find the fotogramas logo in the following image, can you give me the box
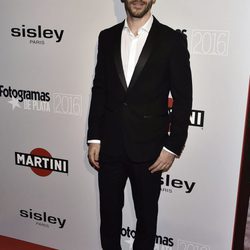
[121,226,174,250]
[19,208,66,229]
[15,148,68,177]
[11,24,64,45]
[168,98,205,128]
[0,84,51,111]
[0,84,82,116]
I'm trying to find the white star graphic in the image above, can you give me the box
[124,237,134,249]
[8,97,21,110]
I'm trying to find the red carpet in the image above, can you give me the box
[0,235,56,250]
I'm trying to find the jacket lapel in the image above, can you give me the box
[128,17,160,90]
[113,17,160,92]
[114,21,128,92]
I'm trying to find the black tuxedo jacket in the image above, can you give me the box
[87,17,192,162]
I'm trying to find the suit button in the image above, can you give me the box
[123,102,128,106]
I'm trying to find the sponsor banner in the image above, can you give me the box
[121,226,211,250]
[121,226,174,250]
[15,148,69,177]
[161,174,196,194]
[0,0,249,250]
[19,208,66,229]
[10,24,64,45]
[168,98,205,128]
[0,84,82,116]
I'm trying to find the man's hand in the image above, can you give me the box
[88,143,101,170]
[148,150,176,173]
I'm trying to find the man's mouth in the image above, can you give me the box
[131,1,145,8]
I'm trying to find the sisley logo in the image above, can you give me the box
[19,209,66,229]
[161,174,196,194]
[11,25,64,43]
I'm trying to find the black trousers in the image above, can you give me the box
[98,152,162,250]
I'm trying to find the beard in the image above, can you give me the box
[124,0,154,18]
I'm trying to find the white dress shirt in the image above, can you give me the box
[121,15,153,85]
[88,15,176,156]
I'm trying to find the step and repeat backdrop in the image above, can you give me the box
[0,0,249,249]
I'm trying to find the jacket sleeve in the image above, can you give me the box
[87,31,106,142]
[164,34,193,156]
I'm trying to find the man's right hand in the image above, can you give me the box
[88,143,101,170]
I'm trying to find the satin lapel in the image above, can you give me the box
[114,21,127,92]
[128,18,159,90]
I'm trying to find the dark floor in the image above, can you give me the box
[0,235,56,250]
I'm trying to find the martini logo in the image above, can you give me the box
[189,110,205,127]
[19,208,66,229]
[121,226,174,249]
[15,148,68,177]
[168,98,205,127]
[11,25,64,44]
[161,174,196,194]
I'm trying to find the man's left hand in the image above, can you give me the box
[148,150,176,173]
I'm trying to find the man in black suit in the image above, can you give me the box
[87,0,192,249]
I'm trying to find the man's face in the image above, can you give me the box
[123,0,156,18]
